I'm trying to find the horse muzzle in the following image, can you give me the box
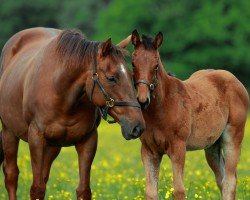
[137,96,150,110]
[120,117,145,140]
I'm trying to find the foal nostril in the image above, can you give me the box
[139,97,150,110]
[132,125,144,138]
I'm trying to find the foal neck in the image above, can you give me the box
[150,56,186,108]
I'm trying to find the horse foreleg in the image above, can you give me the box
[42,146,61,184]
[141,144,162,200]
[2,129,19,200]
[75,128,97,200]
[205,139,225,193]
[221,125,244,200]
[28,124,46,200]
[169,139,186,200]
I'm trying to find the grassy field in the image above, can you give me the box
[0,117,249,200]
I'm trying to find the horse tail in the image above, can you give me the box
[0,131,4,166]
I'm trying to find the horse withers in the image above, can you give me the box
[0,27,145,200]
[127,30,249,200]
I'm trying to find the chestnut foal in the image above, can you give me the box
[0,28,145,200]
[128,30,249,200]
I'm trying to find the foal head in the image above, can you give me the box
[131,30,163,109]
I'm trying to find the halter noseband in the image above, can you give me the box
[135,66,158,97]
[89,46,141,124]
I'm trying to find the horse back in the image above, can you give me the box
[0,27,60,74]
[186,69,249,111]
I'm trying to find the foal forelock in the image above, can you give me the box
[142,35,155,50]
[55,29,126,68]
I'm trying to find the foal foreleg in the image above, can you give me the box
[141,144,162,200]
[75,129,97,200]
[28,124,46,200]
[169,139,186,200]
[2,129,19,200]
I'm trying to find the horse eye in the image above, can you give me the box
[107,76,116,83]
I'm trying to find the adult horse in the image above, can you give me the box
[128,30,249,200]
[0,27,145,200]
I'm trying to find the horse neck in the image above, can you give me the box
[149,56,186,110]
[151,56,168,101]
[53,49,95,94]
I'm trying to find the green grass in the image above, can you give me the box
[0,117,250,199]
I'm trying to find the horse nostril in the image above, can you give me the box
[132,125,144,138]
[139,97,150,110]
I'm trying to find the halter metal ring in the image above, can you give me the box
[106,98,115,107]
[92,73,99,80]
[149,83,155,90]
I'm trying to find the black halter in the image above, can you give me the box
[89,46,141,124]
[135,66,159,97]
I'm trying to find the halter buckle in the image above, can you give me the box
[106,98,115,107]
[92,73,99,80]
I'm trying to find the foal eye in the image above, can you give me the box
[107,76,117,83]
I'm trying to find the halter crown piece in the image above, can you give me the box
[89,45,141,124]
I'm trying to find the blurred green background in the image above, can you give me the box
[0,0,249,89]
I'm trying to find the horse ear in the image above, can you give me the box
[131,29,141,47]
[117,35,131,48]
[154,32,163,49]
[101,38,112,57]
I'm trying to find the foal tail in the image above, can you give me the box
[0,131,3,166]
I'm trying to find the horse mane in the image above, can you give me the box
[142,34,155,50]
[56,29,126,67]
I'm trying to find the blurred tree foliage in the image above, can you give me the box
[0,0,249,89]
[0,0,60,48]
[57,0,110,36]
[96,0,250,88]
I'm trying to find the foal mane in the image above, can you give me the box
[56,29,126,67]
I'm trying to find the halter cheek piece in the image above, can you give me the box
[89,46,141,124]
[135,66,158,97]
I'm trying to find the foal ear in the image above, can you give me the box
[117,35,131,48]
[131,29,141,47]
[153,32,163,49]
[101,38,112,57]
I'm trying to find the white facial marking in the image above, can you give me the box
[120,63,126,74]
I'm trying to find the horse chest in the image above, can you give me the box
[140,121,178,154]
[44,113,97,146]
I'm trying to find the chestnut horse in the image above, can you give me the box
[128,30,249,200]
[0,27,145,200]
